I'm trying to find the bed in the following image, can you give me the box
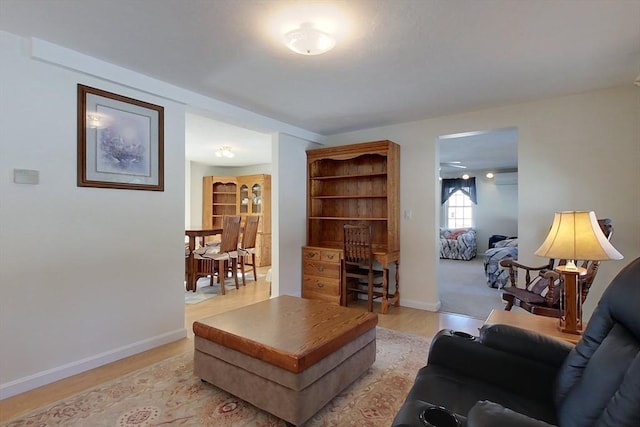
[483,238,518,289]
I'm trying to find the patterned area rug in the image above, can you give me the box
[2,328,430,426]
[184,279,230,305]
[184,277,240,305]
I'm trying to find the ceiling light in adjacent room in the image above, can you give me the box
[462,174,470,180]
[215,146,234,158]
[284,22,336,55]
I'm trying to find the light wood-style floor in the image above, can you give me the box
[0,267,483,422]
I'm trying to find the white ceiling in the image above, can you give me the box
[439,127,518,175]
[1,0,638,167]
[185,113,272,166]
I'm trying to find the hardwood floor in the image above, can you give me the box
[0,267,483,422]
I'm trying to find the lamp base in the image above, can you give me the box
[559,324,583,335]
[556,265,587,335]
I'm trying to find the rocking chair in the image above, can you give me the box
[500,219,613,317]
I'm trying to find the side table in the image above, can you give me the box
[485,309,580,345]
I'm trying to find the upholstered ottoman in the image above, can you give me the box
[193,296,378,426]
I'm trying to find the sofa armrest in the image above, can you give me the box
[479,324,573,366]
[427,329,566,401]
[467,401,556,427]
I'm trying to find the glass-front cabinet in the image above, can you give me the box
[202,174,271,266]
[252,183,262,214]
[237,178,264,218]
[239,184,250,214]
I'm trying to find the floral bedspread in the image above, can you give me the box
[484,238,518,288]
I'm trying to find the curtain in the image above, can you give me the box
[441,177,477,205]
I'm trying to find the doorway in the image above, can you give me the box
[436,127,518,319]
[184,112,273,302]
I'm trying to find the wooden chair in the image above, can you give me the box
[186,235,215,288]
[342,224,384,312]
[233,215,260,286]
[198,215,242,295]
[500,219,613,317]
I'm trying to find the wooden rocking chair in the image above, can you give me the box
[500,219,613,317]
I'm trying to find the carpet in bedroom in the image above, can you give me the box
[438,257,507,319]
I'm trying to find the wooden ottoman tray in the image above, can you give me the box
[193,295,378,426]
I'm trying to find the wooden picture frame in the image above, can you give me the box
[77,84,164,191]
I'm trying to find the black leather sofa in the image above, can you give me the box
[392,256,640,427]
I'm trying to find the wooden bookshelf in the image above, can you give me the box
[302,140,400,311]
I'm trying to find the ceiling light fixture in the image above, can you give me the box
[284,22,336,55]
[439,130,490,139]
[462,174,470,180]
[486,172,494,179]
[215,146,234,158]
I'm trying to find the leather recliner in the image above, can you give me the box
[392,256,640,427]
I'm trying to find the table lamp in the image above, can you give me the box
[534,211,623,334]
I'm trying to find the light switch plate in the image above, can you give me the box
[13,169,39,185]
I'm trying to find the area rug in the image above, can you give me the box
[184,272,267,304]
[1,327,430,427]
[184,277,237,305]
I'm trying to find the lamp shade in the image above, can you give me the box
[534,211,623,261]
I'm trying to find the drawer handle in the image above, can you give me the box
[326,254,335,260]
[316,265,325,272]
[316,283,324,288]
[306,252,316,259]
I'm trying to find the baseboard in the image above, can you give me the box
[0,328,187,400]
[400,298,441,312]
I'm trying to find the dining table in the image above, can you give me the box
[185,228,222,292]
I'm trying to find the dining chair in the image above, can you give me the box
[186,235,215,288]
[198,215,242,295]
[233,215,260,286]
[342,223,384,312]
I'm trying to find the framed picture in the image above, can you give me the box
[77,84,164,191]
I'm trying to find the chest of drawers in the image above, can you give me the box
[301,246,342,305]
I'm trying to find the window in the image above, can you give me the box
[446,190,473,228]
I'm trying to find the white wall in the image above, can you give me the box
[187,161,213,228]
[0,31,321,398]
[271,134,319,297]
[228,164,272,176]
[0,32,186,397]
[323,85,640,319]
[475,175,518,251]
[185,160,191,228]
